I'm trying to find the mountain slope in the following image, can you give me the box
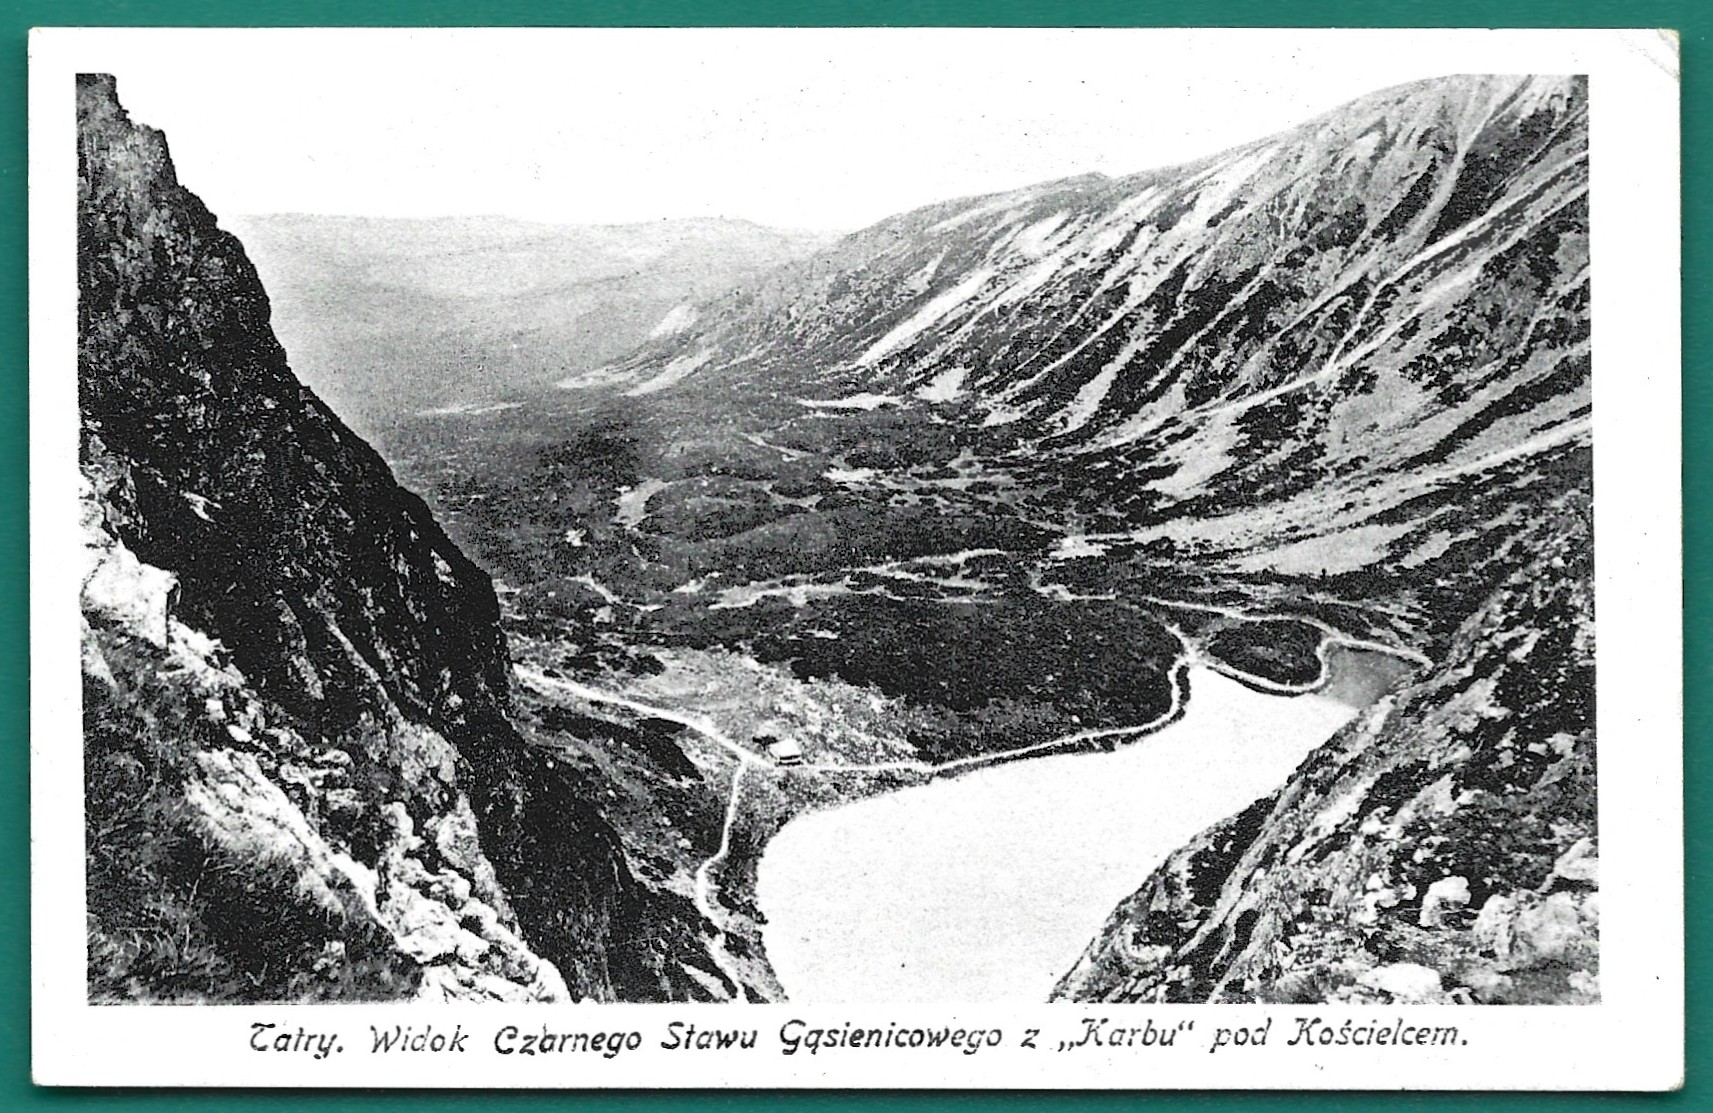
[76,74,729,1002]
[599,75,1585,517]
[507,75,1589,652]
[439,76,1591,704]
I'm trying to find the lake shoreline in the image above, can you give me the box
[749,644,1413,1004]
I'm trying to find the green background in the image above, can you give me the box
[0,0,1699,1106]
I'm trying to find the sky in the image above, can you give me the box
[67,28,1632,233]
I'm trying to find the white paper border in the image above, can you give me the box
[29,27,1684,1090]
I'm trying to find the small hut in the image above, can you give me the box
[757,734,804,766]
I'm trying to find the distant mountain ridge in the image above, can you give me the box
[225,211,833,444]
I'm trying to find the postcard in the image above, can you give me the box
[29,26,1682,1088]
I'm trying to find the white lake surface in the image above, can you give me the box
[613,477,670,529]
[756,656,1387,1004]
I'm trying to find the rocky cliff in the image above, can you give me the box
[77,73,689,1002]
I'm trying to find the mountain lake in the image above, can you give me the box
[755,645,1410,1003]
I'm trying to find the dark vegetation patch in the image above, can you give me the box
[664,593,1185,762]
[1204,619,1325,687]
[759,595,1172,711]
[84,632,421,1003]
[1374,166,1439,239]
[1186,792,1281,908]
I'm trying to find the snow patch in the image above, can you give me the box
[625,350,713,396]
[614,478,671,529]
[418,401,524,417]
[181,491,219,522]
[1051,535,1110,560]
[710,581,855,611]
[431,551,458,587]
[980,400,1035,427]
[928,196,1027,234]
[989,243,1083,310]
[649,303,698,338]
[903,253,945,295]
[1229,522,1416,576]
[856,268,994,367]
[914,366,969,403]
[1056,362,1124,435]
[1398,530,1456,569]
[557,365,633,391]
[1011,212,1071,259]
[797,393,902,411]
[1139,408,1242,496]
[1187,144,1278,223]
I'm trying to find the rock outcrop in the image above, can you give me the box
[77,73,678,1002]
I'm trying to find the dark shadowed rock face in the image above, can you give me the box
[76,73,687,1002]
[1052,493,1595,1005]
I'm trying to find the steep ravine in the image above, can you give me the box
[77,74,719,1002]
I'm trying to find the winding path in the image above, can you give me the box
[515,667,759,996]
[1134,593,1435,668]
[690,762,751,996]
[515,660,1188,985]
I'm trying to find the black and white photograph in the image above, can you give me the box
[30,28,1681,1089]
